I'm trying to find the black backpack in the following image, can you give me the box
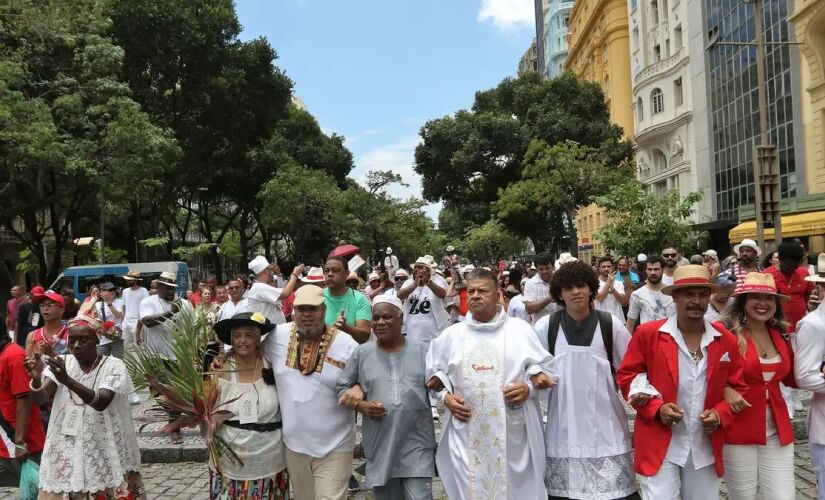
[546,309,616,381]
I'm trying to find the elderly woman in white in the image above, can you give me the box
[25,315,144,499]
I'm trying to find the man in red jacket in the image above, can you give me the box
[617,265,747,499]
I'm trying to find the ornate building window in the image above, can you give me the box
[651,88,664,114]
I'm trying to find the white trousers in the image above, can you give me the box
[723,433,794,500]
[811,442,825,500]
[639,452,720,500]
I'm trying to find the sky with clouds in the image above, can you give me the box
[235,0,535,220]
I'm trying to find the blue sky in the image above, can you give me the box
[235,0,535,220]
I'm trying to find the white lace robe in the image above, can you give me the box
[39,356,141,494]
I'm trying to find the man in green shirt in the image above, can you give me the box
[323,255,372,343]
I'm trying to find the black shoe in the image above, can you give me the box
[348,475,360,492]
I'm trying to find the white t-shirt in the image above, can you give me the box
[264,322,357,458]
[523,274,561,326]
[122,287,149,324]
[94,299,124,346]
[242,282,285,325]
[139,295,194,359]
[627,286,675,326]
[661,274,675,286]
[401,274,450,343]
[595,279,626,321]
[507,294,531,323]
[218,298,246,322]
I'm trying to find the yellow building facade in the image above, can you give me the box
[791,0,825,195]
[566,0,633,260]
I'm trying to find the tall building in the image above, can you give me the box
[546,1,575,77]
[566,0,634,137]
[566,0,633,260]
[628,0,714,224]
[705,0,806,249]
[791,0,825,195]
[518,38,539,75]
[533,0,549,77]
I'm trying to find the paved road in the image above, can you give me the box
[0,441,817,499]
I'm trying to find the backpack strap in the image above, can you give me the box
[596,310,615,380]
[547,310,564,356]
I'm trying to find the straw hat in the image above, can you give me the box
[805,254,825,284]
[123,270,142,281]
[301,267,325,284]
[732,272,789,301]
[410,256,436,269]
[157,271,177,287]
[662,265,720,296]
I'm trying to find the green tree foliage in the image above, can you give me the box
[462,220,527,264]
[594,181,706,257]
[415,72,632,231]
[0,0,179,284]
[494,140,632,254]
[259,165,341,263]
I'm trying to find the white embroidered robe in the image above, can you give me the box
[425,307,553,500]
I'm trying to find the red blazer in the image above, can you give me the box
[724,327,796,446]
[617,319,748,477]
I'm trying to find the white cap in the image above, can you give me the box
[367,272,380,282]
[637,253,647,262]
[372,295,403,312]
[248,255,270,275]
[386,247,393,255]
[394,269,409,278]
[446,245,455,253]
[702,249,718,258]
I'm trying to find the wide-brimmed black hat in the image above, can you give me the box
[214,311,274,345]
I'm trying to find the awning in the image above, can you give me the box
[729,210,825,243]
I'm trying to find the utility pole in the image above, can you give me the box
[708,0,799,251]
[751,0,781,251]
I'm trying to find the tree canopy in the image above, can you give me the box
[594,181,706,257]
[416,71,632,255]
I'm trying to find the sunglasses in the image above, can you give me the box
[663,253,678,258]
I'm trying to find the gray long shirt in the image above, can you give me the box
[336,339,436,488]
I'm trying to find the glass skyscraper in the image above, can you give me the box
[705,0,801,221]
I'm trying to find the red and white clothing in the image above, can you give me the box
[617,317,747,498]
[764,266,813,333]
[722,331,796,500]
[723,329,795,446]
[0,342,45,459]
[29,324,69,355]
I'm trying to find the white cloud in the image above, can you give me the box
[478,0,535,31]
[354,136,442,221]
[344,127,385,145]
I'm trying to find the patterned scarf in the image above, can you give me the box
[285,324,338,375]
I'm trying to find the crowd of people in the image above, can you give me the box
[2,237,825,499]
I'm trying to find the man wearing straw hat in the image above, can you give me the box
[795,253,825,498]
[397,256,449,344]
[618,265,747,499]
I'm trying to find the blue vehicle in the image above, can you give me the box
[49,262,191,301]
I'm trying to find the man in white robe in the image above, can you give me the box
[425,268,554,500]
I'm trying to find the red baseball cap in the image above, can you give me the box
[33,289,65,308]
[31,286,45,297]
